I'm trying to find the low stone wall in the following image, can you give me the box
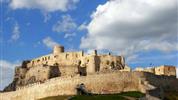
[0,71,143,100]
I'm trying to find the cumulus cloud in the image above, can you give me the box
[0,60,20,90]
[42,37,59,49]
[53,15,77,33]
[53,15,77,39]
[127,53,178,65]
[78,22,87,31]
[11,23,20,41]
[80,0,178,57]
[9,0,79,12]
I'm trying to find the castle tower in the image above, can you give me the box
[53,45,64,54]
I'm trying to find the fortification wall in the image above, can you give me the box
[135,65,176,77]
[59,65,78,77]
[155,65,176,76]
[26,51,84,69]
[27,54,55,68]
[0,72,144,100]
[1,71,178,100]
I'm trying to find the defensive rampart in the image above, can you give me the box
[0,71,178,100]
[0,71,142,100]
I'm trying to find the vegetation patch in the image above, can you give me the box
[164,91,178,100]
[39,91,145,100]
[70,94,127,100]
[38,95,72,100]
[119,91,145,98]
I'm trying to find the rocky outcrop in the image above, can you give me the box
[3,80,17,92]
[3,64,60,92]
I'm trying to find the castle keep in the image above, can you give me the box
[27,45,125,74]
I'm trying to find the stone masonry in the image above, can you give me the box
[3,45,125,91]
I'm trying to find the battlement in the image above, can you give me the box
[25,45,125,72]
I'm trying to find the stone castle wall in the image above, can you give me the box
[27,52,82,68]
[0,72,142,100]
[154,65,176,76]
[1,71,178,100]
[25,45,125,76]
[135,65,176,77]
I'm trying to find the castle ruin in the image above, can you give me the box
[4,45,126,91]
[1,45,177,100]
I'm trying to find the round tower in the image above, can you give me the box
[53,45,64,54]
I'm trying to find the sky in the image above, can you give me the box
[0,0,178,90]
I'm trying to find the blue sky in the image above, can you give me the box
[1,0,107,61]
[0,0,178,90]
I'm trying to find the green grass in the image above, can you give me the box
[70,95,127,100]
[39,91,145,100]
[119,91,145,98]
[38,95,72,100]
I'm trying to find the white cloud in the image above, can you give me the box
[80,0,178,57]
[127,53,178,67]
[11,23,20,41]
[0,60,19,69]
[0,60,20,90]
[9,0,79,12]
[42,37,59,49]
[64,33,76,38]
[52,15,77,39]
[53,15,77,33]
[78,22,87,31]
[126,54,139,63]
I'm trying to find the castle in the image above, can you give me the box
[3,45,176,92]
[1,45,177,100]
[4,45,126,91]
